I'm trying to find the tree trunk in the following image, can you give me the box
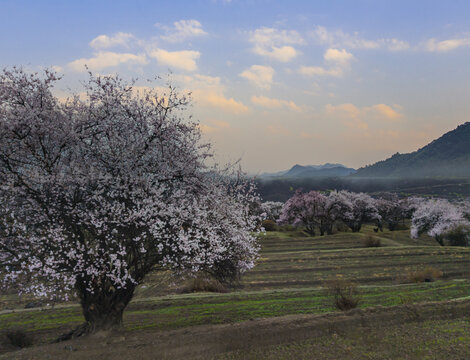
[434,235,445,247]
[326,224,334,235]
[78,284,136,333]
[305,224,316,236]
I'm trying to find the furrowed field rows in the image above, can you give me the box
[241,233,470,289]
[2,281,470,337]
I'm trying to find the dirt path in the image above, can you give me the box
[2,298,470,360]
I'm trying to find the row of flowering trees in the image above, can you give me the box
[275,190,405,236]
[263,190,470,246]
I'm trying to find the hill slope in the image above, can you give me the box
[355,122,470,177]
[261,163,356,179]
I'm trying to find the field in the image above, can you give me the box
[2,225,470,359]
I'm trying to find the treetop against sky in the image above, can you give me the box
[1,0,470,172]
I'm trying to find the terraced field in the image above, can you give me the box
[2,225,470,359]
[244,227,470,289]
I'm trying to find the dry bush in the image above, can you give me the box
[4,329,33,348]
[291,230,309,237]
[324,279,360,311]
[364,235,381,248]
[403,267,443,283]
[184,275,228,293]
[261,219,277,232]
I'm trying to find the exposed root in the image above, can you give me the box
[53,323,90,343]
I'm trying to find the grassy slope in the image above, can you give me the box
[2,225,470,358]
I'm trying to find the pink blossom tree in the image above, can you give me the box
[331,191,380,232]
[0,68,260,333]
[375,194,408,231]
[278,190,326,236]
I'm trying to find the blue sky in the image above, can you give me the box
[2,0,470,172]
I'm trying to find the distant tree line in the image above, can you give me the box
[257,190,470,247]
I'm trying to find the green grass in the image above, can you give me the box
[3,280,470,334]
[217,318,470,359]
[2,225,470,354]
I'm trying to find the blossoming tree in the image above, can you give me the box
[278,190,336,236]
[375,194,408,231]
[411,198,469,246]
[0,68,260,333]
[260,201,284,221]
[331,191,380,232]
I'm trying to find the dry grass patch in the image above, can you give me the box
[402,267,443,283]
[324,279,360,311]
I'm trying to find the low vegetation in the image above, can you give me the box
[2,226,470,358]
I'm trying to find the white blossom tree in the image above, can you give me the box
[260,201,283,221]
[0,68,260,333]
[411,198,470,246]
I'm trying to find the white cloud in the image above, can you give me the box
[204,93,249,113]
[298,66,343,77]
[239,65,274,89]
[249,27,304,62]
[251,95,302,112]
[324,48,354,65]
[424,37,470,52]
[325,102,403,131]
[311,26,409,51]
[149,49,200,71]
[175,74,248,113]
[89,32,135,49]
[51,65,64,73]
[68,51,148,72]
[298,48,352,78]
[159,20,207,43]
[200,120,231,134]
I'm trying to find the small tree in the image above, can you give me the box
[0,68,260,333]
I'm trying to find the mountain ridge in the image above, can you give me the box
[355,122,470,178]
[260,163,356,179]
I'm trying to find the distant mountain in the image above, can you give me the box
[260,163,356,179]
[355,122,470,178]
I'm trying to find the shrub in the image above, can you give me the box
[185,275,228,293]
[445,225,470,246]
[4,329,33,348]
[393,223,409,231]
[277,224,294,232]
[335,222,350,233]
[404,267,443,283]
[324,279,360,311]
[206,258,243,286]
[364,235,381,247]
[261,219,277,232]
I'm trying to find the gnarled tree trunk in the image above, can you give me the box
[77,283,136,332]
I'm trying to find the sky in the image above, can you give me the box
[1,0,470,173]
